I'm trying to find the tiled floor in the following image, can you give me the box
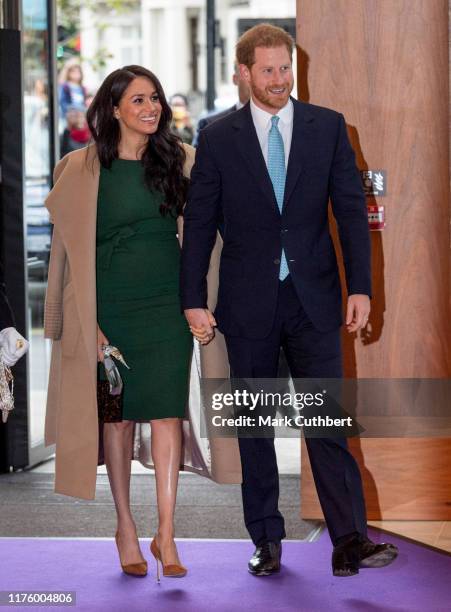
[30,449,451,553]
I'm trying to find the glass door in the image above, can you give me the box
[22,0,57,466]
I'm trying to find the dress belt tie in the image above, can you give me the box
[97,221,175,270]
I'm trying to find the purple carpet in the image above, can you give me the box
[1,529,450,612]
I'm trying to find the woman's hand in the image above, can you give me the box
[97,325,109,362]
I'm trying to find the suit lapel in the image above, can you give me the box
[232,104,279,212]
[232,100,316,213]
[46,146,99,378]
[283,99,316,209]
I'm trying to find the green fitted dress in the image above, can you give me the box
[96,159,192,421]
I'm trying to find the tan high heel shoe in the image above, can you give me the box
[115,532,148,577]
[150,536,187,582]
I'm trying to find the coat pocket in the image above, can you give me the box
[61,288,81,357]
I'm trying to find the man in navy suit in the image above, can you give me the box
[193,63,250,147]
[180,24,397,577]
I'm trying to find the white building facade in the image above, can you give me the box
[80,3,143,93]
[80,0,296,113]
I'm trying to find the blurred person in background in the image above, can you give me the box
[169,93,194,144]
[192,64,250,235]
[24,78,50,177]
[193,63,251,147]
[60,107,91,157]
[58,60,87,130]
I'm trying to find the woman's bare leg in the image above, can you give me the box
[103,420,146,565]
[150,417,183,564]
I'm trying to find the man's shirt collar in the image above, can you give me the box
[250,96,293,131]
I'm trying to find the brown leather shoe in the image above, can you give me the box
[150,537,187,582]
[115,532,148,577]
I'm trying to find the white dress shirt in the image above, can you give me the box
[250,96,294,169]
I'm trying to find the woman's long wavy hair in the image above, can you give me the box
[86,65,188,217]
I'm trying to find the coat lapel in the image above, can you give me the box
[283,98,316,209]
[46,145,99,383]
[232,104,279,213]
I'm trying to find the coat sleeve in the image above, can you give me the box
[179,130,222,310]
[177,143,196,247]
[182,142,196,177]
[43,155,71,340]
[329,113,372,298]
[178,143,223,312]
[43,227,66,340]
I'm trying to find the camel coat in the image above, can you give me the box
[44,143,241,500]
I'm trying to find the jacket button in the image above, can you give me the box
[274,258,280,265]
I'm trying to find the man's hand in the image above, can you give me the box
[184,308,217,345]
[346,294,370,333]
[0,327,29,367]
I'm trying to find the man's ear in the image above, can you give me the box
[238,63,250,83]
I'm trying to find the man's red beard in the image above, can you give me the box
[251,82,293,110]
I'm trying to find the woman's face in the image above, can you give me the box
[113,76,162,140]
[68,66,82,83]
[170,95,186,108]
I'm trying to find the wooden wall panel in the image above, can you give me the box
[296,0,451,519]
[302,438,451,520]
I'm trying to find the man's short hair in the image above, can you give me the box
[236,23,294,69]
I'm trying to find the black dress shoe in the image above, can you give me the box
[332,535,398,577]
[248,541,282,576]
[358,536,398,569]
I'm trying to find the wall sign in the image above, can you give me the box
[361,170,387,196]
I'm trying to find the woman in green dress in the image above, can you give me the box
[86,65,204,578]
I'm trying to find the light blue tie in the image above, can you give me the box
[268,115,289,280]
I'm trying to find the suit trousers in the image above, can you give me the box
[224,276,368,546]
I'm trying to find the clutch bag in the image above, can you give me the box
[97,344,130,423]
[97,379,122,423]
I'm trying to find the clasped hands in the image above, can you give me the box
[97,309,218,359]
[184,308,217,345]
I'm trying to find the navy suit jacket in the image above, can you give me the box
[193,105,237,147]
[180,98,371,339]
